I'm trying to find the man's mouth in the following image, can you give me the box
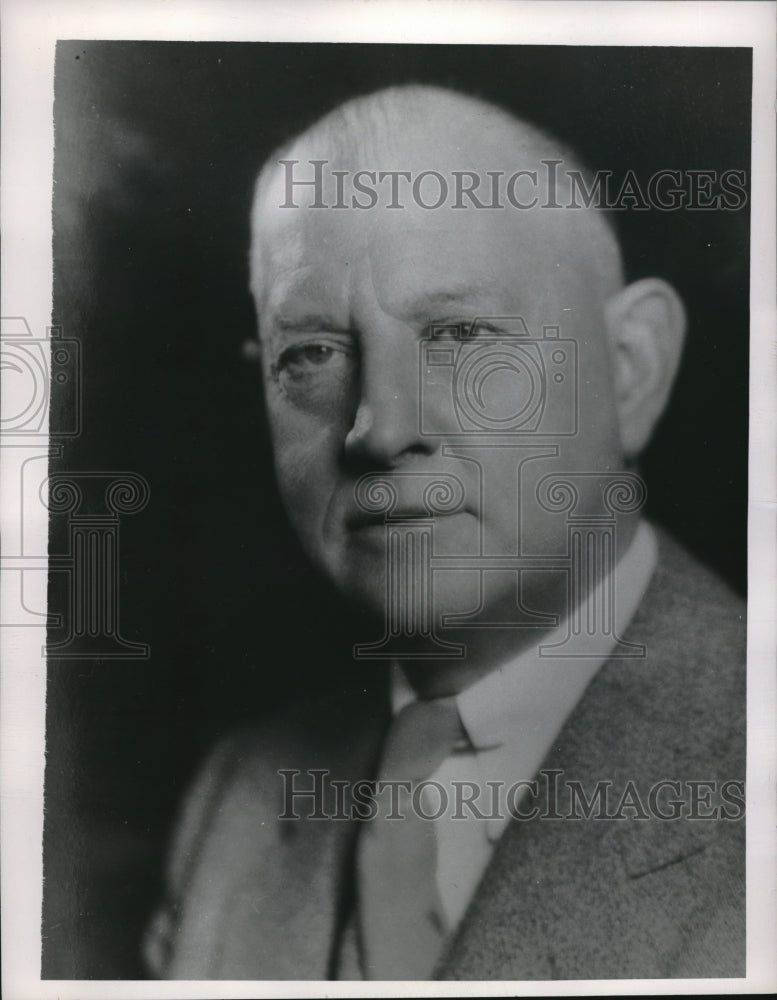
[346,471,472,528]
[345,507,473,531]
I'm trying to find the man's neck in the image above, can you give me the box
[401,513,642,699]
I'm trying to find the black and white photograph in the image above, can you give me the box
[1,2,775,997]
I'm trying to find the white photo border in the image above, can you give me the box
[1,1,775,998]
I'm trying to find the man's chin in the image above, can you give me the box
[327,555,502,630]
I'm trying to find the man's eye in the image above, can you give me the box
[270,339,359,413]
[429,325,463,341]
[281,344,338,368]
[427,321,500,341]
[276,342,354,379]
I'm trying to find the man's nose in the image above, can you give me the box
[344,339,437,468]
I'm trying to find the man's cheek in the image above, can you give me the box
[267,386,327,441]
[273,434,339,524]
[277,443,323,491]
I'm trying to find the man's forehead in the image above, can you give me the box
[255,186,585,307]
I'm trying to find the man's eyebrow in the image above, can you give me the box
[402,284,496,319]
[273,313,350,333]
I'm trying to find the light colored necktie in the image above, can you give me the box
[357,695,465,980]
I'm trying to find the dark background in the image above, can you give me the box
[43,42,751,978]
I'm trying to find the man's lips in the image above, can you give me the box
[345,507,473,530]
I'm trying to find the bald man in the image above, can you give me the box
[145,86,745,981]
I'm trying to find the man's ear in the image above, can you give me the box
[604,278,687,459]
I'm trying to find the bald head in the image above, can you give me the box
[250,84,624,303]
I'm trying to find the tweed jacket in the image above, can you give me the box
[145,527,746,980]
